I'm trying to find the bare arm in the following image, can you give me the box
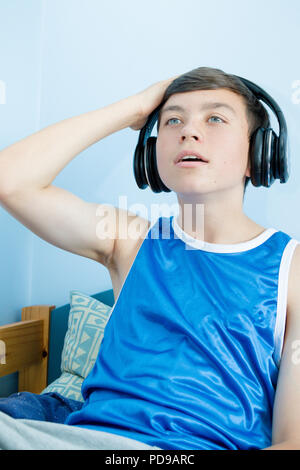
[0,95,145,267]
[0,77,177,268]
[0,95,142,193]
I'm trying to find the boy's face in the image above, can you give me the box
[155,88,251,198]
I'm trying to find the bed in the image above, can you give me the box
[0,288,115,400]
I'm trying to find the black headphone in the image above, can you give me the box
[133,75,289,193]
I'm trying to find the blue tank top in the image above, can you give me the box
[66,215,299,450]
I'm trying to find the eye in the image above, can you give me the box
[165,117,181,125]
[165,115,226,126]
[208,115,225,123]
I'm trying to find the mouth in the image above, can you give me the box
[175,160,208,168]
[174,150,209,167]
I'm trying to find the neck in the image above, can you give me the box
[176,188,265,245]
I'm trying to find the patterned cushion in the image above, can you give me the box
[42,290,112,402]
[42,372,85,402]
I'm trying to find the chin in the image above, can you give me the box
[170,180,212,194]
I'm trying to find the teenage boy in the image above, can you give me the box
[0,67,299,450]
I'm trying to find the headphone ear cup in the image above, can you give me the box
[133,143,148,189]
[249,127,264,187]
[262,128,276,187]
[278,133,290,183]
[145,137,171,193]
[145,137,159,192]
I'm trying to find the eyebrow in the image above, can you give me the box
[160,102,237,117]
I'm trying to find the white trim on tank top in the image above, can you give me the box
[172,215,278,253]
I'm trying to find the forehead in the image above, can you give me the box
[160,88,247,119]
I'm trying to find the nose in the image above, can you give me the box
[180,120,204,142]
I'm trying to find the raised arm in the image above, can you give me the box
[0,95,143,267]
[0,77,177,268]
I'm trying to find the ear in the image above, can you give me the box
[245,164,251,178]
[245,152,251,177]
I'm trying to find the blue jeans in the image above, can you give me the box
[0,391,83,423]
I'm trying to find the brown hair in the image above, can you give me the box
[156,67,270,196]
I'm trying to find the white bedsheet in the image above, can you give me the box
[0,411,162,450]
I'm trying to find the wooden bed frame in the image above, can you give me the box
[0,305,55,394]
[0,289,115,395]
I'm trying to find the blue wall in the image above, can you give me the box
[0,0,300,395]
[0,0,45,395]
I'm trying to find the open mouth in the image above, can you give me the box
[175,151,209,166]
[175,156,208,167]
